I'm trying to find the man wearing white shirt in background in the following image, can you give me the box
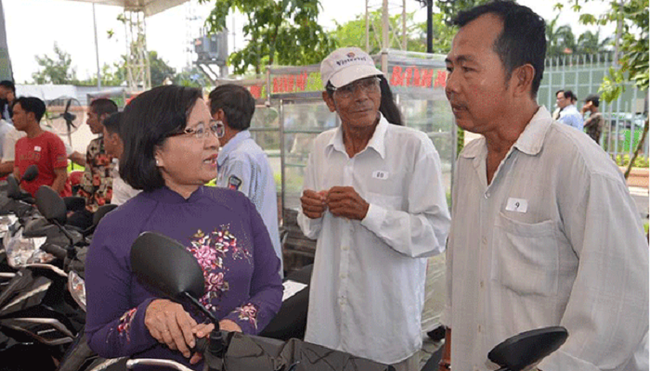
[441,2,648,371]
[0,119,23,178]
[298,47,451,371]
[556,89,584,131]
[209,84,283,275]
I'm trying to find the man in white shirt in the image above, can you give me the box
[298,47,450,371]
[441,2,648,371]
[0,119,24,177]
[556,90,584,131]
[209,84,283,275]
[0,80,15,124]
[101,112,140,205]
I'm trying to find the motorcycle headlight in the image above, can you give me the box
[5,228,49,269]
[68,270,86,312]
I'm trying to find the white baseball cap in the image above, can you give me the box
[320,47,384,89]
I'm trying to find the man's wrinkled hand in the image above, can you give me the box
[326,186,369,221]
[301,189,328,219]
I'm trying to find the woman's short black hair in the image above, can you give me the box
[208,84,255,131]
[119,85,202,192]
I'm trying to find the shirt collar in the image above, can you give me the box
[145,185,207,204]
[217,130,251,166]
[326,113,389,159]
[459,106,552,159]
[512,106,553,156]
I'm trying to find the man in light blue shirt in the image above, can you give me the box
[209,84,283,275]
[556,89,584,130]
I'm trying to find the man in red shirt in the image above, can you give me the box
[12,97,70,197]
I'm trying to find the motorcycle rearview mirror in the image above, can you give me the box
[35,186,77,252]
[488,326,568,371]
[21,165,38,182]
[35,186,67,226]
[6,175,20,199]
[130,232,219,325]
[64,196,86,213]
[80,204,118,238]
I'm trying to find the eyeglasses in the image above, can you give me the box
[332,77,381,99]
[168,120,225,139]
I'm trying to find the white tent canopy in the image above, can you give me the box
[60,0,190,89]
[63,0,189,17]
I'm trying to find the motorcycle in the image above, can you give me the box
[0,166,41,290]
[56,241,311,371]
[0,185,116,370]
[127,232,568,371]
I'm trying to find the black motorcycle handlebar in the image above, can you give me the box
[194,337,208,354]
[41,242,68,260]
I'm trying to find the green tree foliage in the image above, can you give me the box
[32,43,78,84]
[558,0,648,175]
[330,2,609,58]
[174,67,210,88]
[330,10,421,53]
[77,51,175,87]
[148,51,176,87]
[78,62,126,87]
[434,0,492,25]
[576,30,612,55]
[546,16,577,56]
[412,12,459,53]
[329,10,456,54]
[200,0,336,75]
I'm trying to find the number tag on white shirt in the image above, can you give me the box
[505,198,528,213]
[372,170,389,180]
[34,146,41,152]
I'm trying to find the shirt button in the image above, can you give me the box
[484,192,490,199]
[478,324,482,333]
[340,273,347,279]
[481,237,488,245]
[342,246,349,251]
[480,280,485,288]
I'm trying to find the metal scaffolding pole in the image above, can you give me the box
[124,9,151,90]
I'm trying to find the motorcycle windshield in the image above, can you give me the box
[5,229,50,269]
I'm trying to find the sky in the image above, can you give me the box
[2,0,614,84]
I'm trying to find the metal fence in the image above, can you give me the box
[538,53,648,161]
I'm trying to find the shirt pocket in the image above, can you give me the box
[365,191,403,211]
[491,212,559,297]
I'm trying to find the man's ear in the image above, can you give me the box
[108,132,120,145]
[322,91,337,113]
[512,64,535,97]
[100,113,109,124]
[212,109,228,125]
